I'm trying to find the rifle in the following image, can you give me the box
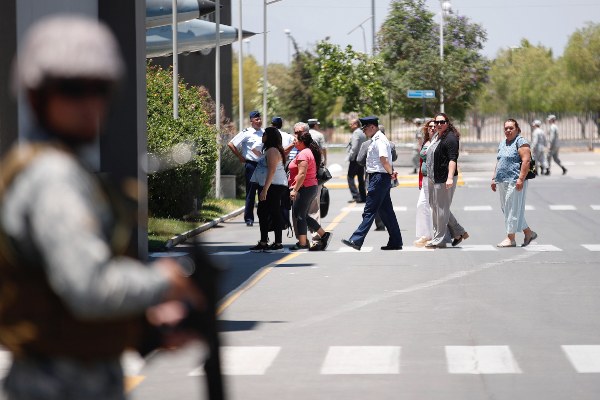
[138,241,226,400]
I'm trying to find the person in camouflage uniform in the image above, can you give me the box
[0,14,201,400]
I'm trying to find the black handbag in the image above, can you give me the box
[515,138,536,180]
[317,166,332,184]
[320,185,330,218]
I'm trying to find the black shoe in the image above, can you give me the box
[319,231,332,250]
[290,242,309,251]
[451,232,469,247]
[381,245,402,250]
[342,239,362,251]
[309,241,324,251]
[341,239,361,251]
[246,221,254,227]
[356,200,366,204]
[562,168,567,175]
[249,241,269,252]
[347,199,357,203]
[544,170,550,175]
[374,226,386,231]
[265,243,284,253]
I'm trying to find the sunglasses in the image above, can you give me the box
[434,120,448,125]
[47,79,112,99]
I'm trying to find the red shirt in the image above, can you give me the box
[288,148,318,188]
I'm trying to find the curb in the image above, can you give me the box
[165,206,245,249]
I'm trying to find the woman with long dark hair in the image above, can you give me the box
[249,127,289,252]
[425,113,469,248]
[288,123,331,251]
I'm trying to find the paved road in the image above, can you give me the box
[3,149,600,400]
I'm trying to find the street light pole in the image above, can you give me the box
[348,16,373,54]
[215,0,222,198]
[238,0,244,132]
[172,0,179,119]
[263,0,284,126]
[439,0,451,114]
[371,0,375,56]
[284,28,291,65]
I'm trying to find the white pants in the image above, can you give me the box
[415,178,433,239]
[498,180,529,233]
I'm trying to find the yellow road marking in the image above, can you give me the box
[125,376,145,392]
[216,202,355,315]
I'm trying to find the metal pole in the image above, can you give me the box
[172,0,179,119]
[263,0,268,125]
[238,0,244,132]
[360,25,367,54]
[215,0,222,198]
[371,0,375,55]
[439,6,444,113]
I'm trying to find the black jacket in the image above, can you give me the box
[432,130,459,183]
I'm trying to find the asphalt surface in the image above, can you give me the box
[2,147,599,400]
[125,148,600,400]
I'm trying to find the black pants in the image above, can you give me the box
[244,161,258,224]
[347,160,366,201]
[257,184,288,244]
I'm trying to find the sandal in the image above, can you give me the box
[496,239,516,248]
[522,231,538,247]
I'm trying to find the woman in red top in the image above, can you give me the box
[288,129,331,251]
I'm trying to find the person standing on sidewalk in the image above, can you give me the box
[346,118,367,203]
[228,110,264,226]
[341,116,403,251]
[545,114,567,175]
[0,15,202,400]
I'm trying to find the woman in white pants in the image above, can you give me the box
[414,119,435,246]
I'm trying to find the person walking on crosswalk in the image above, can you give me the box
[491,119,538,247]
[341,116,403,251]
[545,115,567,175]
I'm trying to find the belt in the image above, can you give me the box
[367,171,388,177]
[245,160,258,166]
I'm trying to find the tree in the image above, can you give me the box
[558,22,600,137]
[313,41,388,116]
[232,52,262,121]
[378,0,489,120]
[276,41,337,125]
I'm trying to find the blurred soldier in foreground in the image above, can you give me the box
[0,14,202,400]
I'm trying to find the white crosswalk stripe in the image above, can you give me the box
[336,246,374,253]
[581,244,600,251]
[445,346,522,374]
[591,205,600,210]
[183,345,600,376]
[562,345,600,373]
[320,346,401,375]
[522,244,562,252]
[464,205,493,211]
[549,205,577,210]
[189,346,280,376]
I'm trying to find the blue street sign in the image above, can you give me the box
[407,90,436,99]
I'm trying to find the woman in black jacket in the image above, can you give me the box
[425,113,469,248]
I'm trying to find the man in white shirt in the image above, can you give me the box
[228,110,263,226]
[342,116,403,251]
[545,114,567,175]
[271,116,295,156]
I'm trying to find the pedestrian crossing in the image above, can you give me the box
[339,204,600,212]
[182,345,600,376]
[206,244,600,256]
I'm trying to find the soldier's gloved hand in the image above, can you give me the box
[156,258,205,308]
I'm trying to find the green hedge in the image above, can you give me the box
[147,64,218,218]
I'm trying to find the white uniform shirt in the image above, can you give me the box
[365,131,392,173]
[229,127,263,162]
[279,130,294,148]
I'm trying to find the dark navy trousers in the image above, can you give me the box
[349,172,403,247]
[244,160,258,224]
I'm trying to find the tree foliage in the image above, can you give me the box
[147,63,218,218]
[377,0,489,120]
[313,42,388,115]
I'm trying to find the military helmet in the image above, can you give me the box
[13,14,124,91]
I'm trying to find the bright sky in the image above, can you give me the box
[230,0,600,64]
